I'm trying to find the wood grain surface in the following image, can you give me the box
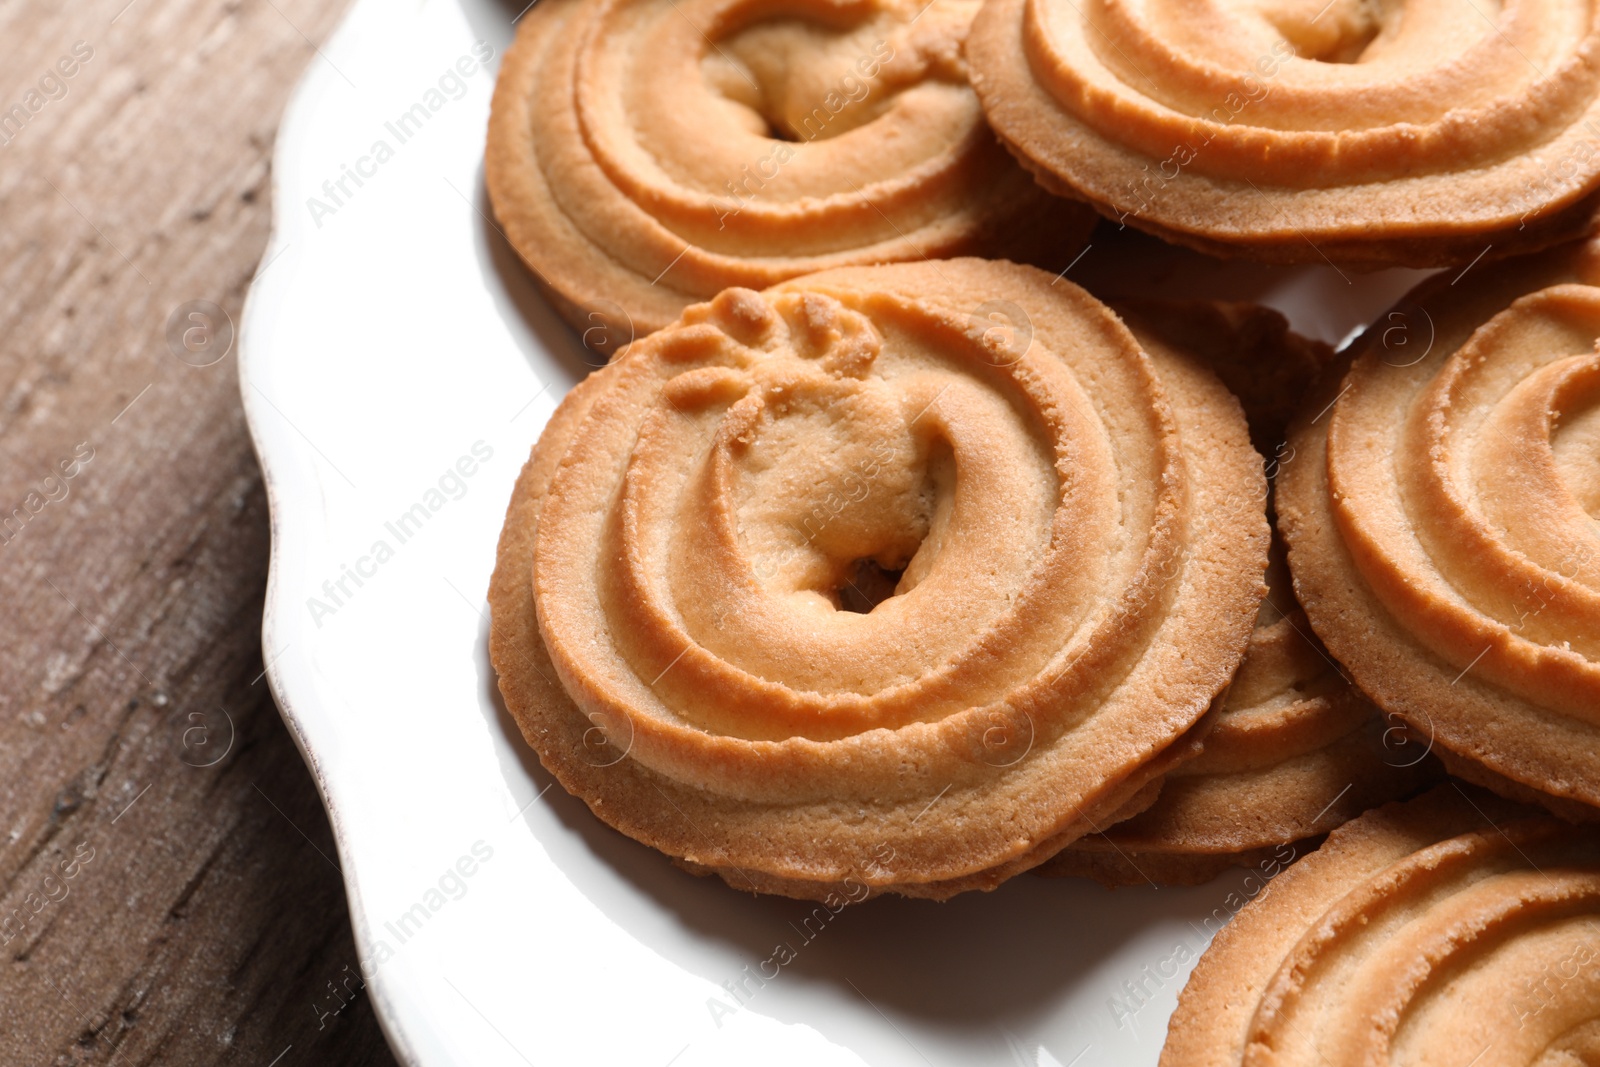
[0,1,399,1063]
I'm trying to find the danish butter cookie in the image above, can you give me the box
[1279,239,1600,818]
[489,259,1268,900]
[487,0,1094,336]
[968,0,1600,267]
[1162,786,1599,1067]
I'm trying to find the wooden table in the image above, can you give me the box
[0,1,397,1062]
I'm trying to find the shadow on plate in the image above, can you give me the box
[465,161,617,384]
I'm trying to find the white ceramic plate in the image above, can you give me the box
[240,3,1431,1063]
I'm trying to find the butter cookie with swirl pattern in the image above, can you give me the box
[1162,785,1600,1066]
[1280,239,1600,820]
[489,259,1269,900]
[968,0,1600,268]
[487,0,1094,337]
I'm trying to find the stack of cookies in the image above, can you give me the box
[485,0,1600,1056]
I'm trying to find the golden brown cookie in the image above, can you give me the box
[966,0,1600,268]
[1161,785,1598,1067]
[489,259,1268,901]
[1044,303,1435,888]
[485,0,1094,337]
[1279,239,1600,819]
